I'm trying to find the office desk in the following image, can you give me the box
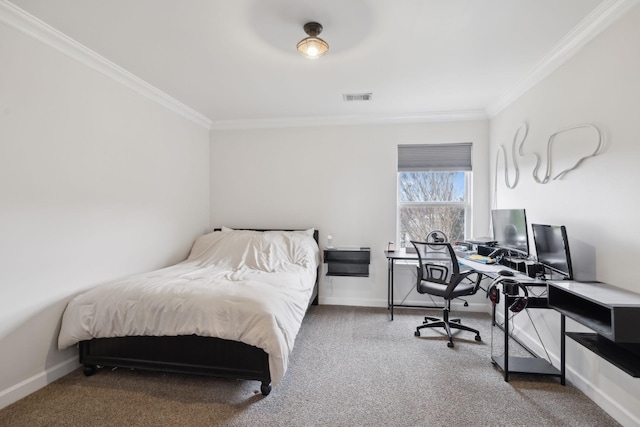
[433,258,560,382]
[384,249,440,320]
[384,249,563,382]
[384,249,545,320]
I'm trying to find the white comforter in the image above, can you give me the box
[58,229,320,385]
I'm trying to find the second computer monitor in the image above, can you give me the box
[532,223,574,279]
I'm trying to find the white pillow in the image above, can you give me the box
[188,228,319,272]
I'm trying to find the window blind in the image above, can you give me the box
[397,142,472,171]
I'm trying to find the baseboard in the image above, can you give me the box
[318,296,386,307]
[567,363,640,427]
[0,356,79,410]
[317,296,488,312]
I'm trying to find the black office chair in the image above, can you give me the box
[411,240,482,347]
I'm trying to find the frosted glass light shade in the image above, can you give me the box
[297,37,329,59]
[297,22,329,59]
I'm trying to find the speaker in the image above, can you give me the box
[512,260,527,273]
[525,261,544,279]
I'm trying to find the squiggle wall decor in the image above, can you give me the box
[530,124,603,184]
[493,123,530,209]
[494,122,528,192]
[495,122,604,190]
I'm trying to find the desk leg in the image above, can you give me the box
[561,314,566,385]
[389,260,395,320]
[504,293,509,382]
[387,258,391,311]
[492,304,496,326]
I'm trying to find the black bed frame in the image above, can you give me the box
[79,229,319,396]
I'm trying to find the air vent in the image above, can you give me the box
[343,93,373,102]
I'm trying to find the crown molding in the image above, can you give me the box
[486,0,640,118]
[6,0,629,130]
[210,109,488,131]
[0,0,212,129]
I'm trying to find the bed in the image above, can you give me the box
[57,228,320,396]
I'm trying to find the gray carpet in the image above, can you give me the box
[0,305,620,426]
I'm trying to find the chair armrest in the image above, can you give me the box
[444,269,481,295]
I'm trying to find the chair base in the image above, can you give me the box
[415,305,481,347]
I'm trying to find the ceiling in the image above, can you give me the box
[6,0,628,129]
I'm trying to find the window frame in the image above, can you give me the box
[397,170,472,248]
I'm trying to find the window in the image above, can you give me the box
[397,143,472,248]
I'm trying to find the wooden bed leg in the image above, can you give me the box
[260,382,272,396]
[83,365,97,376]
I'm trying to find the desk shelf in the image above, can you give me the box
[566,333,640,377]
[492,355,561,377]
[548,281,640,378]
[548,281,640,343]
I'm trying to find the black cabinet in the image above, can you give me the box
[324,248,370,277]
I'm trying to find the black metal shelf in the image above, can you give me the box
[492,355,562,377]
[548,281,640,380]
[324,248,370,277]
[567,332,640,377]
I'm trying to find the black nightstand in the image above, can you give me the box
[323,247,371,277]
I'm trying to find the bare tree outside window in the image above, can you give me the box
[398,171,468,247]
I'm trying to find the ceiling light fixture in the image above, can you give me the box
[297,22,329,59]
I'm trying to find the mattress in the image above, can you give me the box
[58,228,320,384]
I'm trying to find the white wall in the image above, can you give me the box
[210,120,490,308]
[7,0,636,420]
[490,4,640,425]
[0,21,210,408]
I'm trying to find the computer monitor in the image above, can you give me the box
[491,209,529,256]
[532,224,574,279]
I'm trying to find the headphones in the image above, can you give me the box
[487,277,529,313]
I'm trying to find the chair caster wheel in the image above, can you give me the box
[414,330,421,337]
[447,341,454,348]
[475,335,482,342]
